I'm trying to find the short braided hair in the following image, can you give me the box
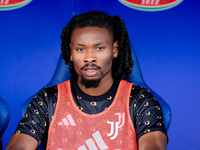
[61,11,133,80]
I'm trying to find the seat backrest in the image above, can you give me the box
[0,97,10,149]
[21,46,172,149]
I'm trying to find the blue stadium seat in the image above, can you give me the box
[0,97,10,150]
[21,45,172,149]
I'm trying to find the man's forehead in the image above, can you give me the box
[72,42,106,46]
[70,27,113,44]
[71,27,112,36]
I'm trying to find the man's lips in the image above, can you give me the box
[81,63,101,77]
[84,67,97,71]
[83,67,99,77]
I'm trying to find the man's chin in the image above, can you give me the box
[80,77,101,88]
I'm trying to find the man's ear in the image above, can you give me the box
[113,41,119,58]
[70,55,73,61]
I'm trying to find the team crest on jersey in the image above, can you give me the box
[0,0,32,11]
[118,0,183,11]
[107,113,125,140]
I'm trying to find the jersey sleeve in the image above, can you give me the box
[129,85,168,141]
[14,86,58,144]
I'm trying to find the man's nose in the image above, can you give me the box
[84,50,96,63]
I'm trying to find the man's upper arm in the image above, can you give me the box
[138,131,167,150]
[6,133,38,150]
[130,85,168,147]
[6,86,57,149]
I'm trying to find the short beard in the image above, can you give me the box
[80,77,101,88]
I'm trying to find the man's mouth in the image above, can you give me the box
[83,67,98,77]
[86,69,96,72]
[81,63,101,77]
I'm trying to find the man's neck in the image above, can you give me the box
[77,77,114,96]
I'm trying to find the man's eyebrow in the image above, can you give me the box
[94,42,104,46]
[75,43,85,46]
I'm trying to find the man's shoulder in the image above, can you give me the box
[32,85,58,105]
[124,80,149,93]
[39,85,58,96]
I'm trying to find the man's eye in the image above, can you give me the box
[97,47,104,51]
[77,48,84,51]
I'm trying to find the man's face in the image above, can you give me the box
[70,27,118,88]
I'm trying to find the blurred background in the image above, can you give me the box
[0,0,200,149]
